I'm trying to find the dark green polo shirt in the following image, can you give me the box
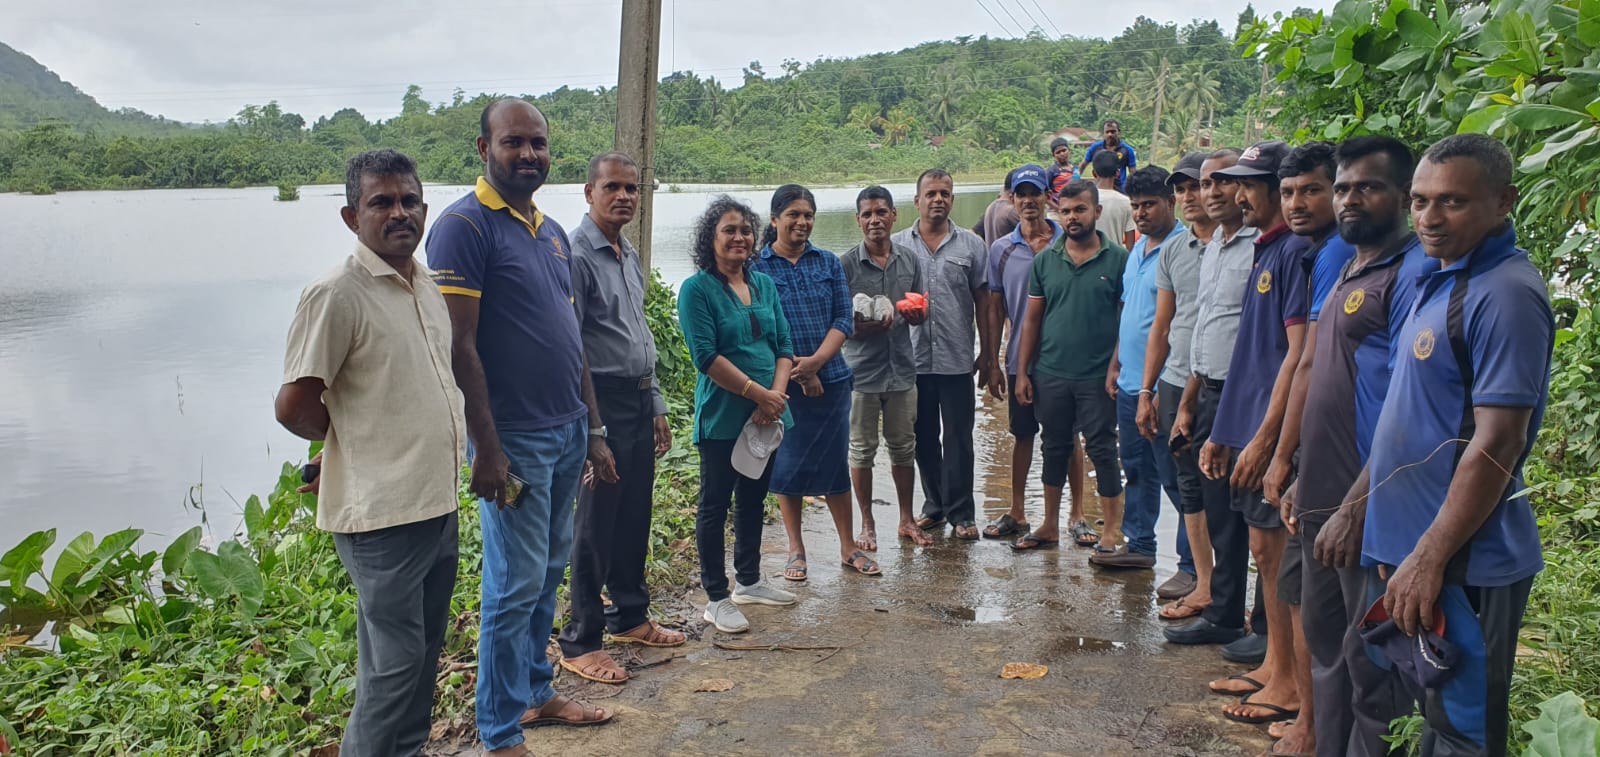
[1026,230,1128,380]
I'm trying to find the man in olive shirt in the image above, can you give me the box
[557,153,685,687]
[1012,179,1128,553]
[277,150,465,756]
[842,186,932,549]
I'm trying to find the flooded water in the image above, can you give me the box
[0,182,1000,546]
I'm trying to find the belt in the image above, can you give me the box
[1196,374,1225,391]
[593,374,654,392]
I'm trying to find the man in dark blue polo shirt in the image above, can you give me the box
[1347,135,1552,757]
[1078,119,1138,190]
[428,99,615,755]
[1198,141,1311,725]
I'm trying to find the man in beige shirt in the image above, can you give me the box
[275,149,465,757]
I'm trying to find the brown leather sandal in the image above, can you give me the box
[608,620,687,647]
[518,694,615,727]
[558,651,628,684]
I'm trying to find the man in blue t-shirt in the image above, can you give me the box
[1198,141,1312,725]
[1349,135,1553,757]
[427,99,616,754]
[1078,119,1138,190]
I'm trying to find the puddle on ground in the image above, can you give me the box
[927,603,1008,624]
[1042,635,1128,655]
[983,566,1014,580]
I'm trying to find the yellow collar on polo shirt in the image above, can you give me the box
[474,176,545,235]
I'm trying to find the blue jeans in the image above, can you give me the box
[1116,390,1160,556]
[475,418,587,751]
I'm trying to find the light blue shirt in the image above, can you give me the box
[1116,221,1184,394]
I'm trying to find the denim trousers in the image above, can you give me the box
[475,417,587,751]
[1116,389,1161,555]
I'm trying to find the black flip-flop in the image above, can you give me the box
[841,549,881,576]
[1069,520,1099,547]
[952,521,981,541]
[1009,532,1059,551]
[1223,693,1299,724]
[1208,674,1265,696]
[982,513,1030,539]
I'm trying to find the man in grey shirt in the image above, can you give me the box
[842,186,932,550]
[558,153,685,686]
[891,168,993,541]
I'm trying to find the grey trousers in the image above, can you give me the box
[333,511,460,757]
[1299,520,1389,757]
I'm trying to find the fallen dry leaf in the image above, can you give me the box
[1000,662,1049,680]
[694,678,736,692]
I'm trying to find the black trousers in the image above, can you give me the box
[1299,520,1389,757]
[695,438,772,601]
[1032,372,1122,495]
[333,511,459,757]
[559,382,657,657]
[915,373,977,524]
[1194,380,1254,631]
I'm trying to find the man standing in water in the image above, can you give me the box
[427,99,616,756]
[278,149,464,757]
[556,152,687,687]
[893,169,993,541]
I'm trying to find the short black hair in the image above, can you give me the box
[1207,147,1242,162]
[916,168,954,193]
[479,98,541,141]
[1125,166,1173,200]
[856,185,895,212]
[1336,136,1415,187]
[692,195,761,278]
[762,184,817,247]
[344,149,420,208]
[1103,119,1121,130]
[1279,141,1337,182]
[1091,150,1120,179]
[587,151,638,183]
[1003,168,1020,192]
[1059,178,1099,206]
[1421,134,1514,188]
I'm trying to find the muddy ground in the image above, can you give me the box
[434,393,1275,756]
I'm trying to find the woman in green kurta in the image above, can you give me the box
[677,195,798,634]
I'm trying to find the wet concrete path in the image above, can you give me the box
[505,392,1273,756]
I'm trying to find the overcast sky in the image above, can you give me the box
[3,0,1327,124]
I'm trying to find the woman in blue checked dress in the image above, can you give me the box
[752,184,880,579]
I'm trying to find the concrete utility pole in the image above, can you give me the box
[615,0,663,273]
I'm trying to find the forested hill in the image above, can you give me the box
[0,42,188,135]
[0,10,1283,194]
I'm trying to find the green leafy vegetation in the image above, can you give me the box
[1245,0,1600,751]
[0,20,1265,194]
[0,275,701,754]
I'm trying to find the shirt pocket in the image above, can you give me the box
[943,256,973,290]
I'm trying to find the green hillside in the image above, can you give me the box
[0,13,1274,193]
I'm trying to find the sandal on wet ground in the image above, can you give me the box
[519,694,615,728]
[1223,693,1298,724]
[1159,596,1208,621]
[1069,520,1099,547]
[558,651,628,684]
[1208,674,1265,696]
[914,515,947,530]
[841,550,881,575]
[952,521,980,540]
[607,620,686,647]
[1009,532,1059,551]
[782,554,808,581]
[982,513,1030,539]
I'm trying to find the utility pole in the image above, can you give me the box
[615,0,663,272]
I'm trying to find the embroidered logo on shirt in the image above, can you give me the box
[552,237,567,260]
[1256,270,1273,294]
[1344,288,1365,315]
[1413,327,1436,360]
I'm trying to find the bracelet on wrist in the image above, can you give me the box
[740,379,753,397]
[1138,388,1155,396]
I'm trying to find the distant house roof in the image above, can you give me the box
[1053,127,1095,145]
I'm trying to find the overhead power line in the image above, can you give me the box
[1008,0,1044,34]
[972,0,1018,37]
[1028,0,1065,37]
[991,0,1028,35]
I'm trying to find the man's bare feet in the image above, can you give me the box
[855,521,878,551]
[897,519,933,546]
[518,694,614,728]
[1264,717,1314,756]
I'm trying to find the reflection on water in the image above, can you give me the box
[0,182,999,544]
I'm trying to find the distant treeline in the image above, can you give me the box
[0,14,1280,194]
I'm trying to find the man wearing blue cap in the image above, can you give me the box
[980,164,1086,545]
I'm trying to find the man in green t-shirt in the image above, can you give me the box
[1013,179,1130,556]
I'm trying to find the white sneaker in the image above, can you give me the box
[703,599,749,633]
[730,579,798,606]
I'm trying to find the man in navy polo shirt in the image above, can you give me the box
[1347,135,1552,757]
[1078,119,1138,190]
[980,164,1086,545]
[1198,141,1311,725]
[428,99,616,756]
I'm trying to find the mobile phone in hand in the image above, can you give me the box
[1169,432,1191,455]
[504,472,527,507]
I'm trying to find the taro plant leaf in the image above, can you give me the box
[162,526,203,577]
[1520,691,1600,757]
[243,494,265,544]
[73,528,146,592]
[0,529,56,589]
[187,541,266,617]
[49,531,96,588]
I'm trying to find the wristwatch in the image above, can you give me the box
[590,425,608,439]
